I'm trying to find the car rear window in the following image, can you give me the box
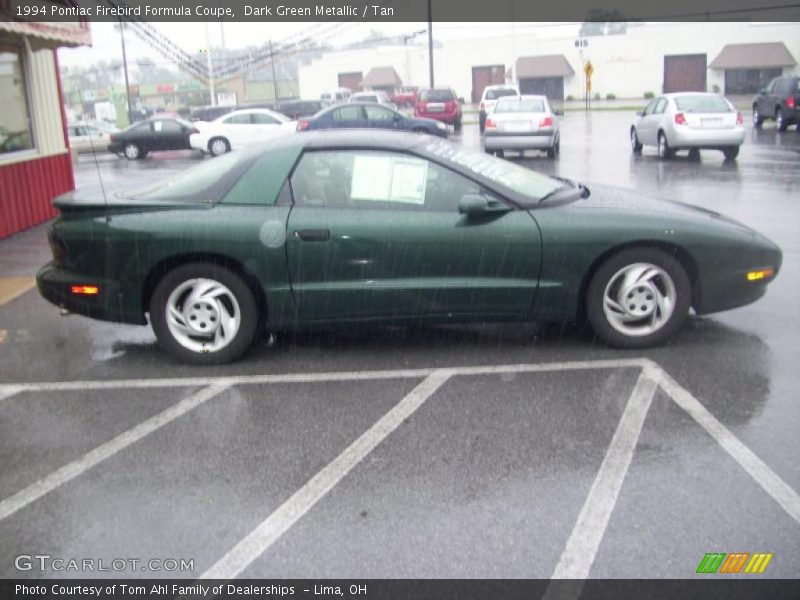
[495,99,546,113]
[419,89,455,102]
[674,96,732,113]
[485,89,518,100]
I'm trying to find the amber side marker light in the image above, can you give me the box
[71,285,100,295]
[747,268,774,282]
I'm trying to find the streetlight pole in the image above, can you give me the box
[269,40,278,101]
[118,19,132,125]
[427,0,434,87]
[204,22,216,105]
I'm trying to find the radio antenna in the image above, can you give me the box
[76,88,111,222]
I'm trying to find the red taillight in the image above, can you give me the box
[297,119,310,131]
[416,102,426,114]
[674,112,687,125]
[788,96,795,108]
[445,101,455,112]
[109,134,118,142]
[736,111,743,125]
[485,118,496,129]
[71,285,100,296]
[539,116,553,128]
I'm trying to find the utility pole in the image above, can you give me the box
[204,22,216,105]
[427,0,434,87]
[269,40,278,101]
[118,19,132,125]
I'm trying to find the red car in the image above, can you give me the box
[414,87,462,130]
[391,86,419,107]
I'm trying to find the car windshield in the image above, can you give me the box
[674,95,732,113]
[419,89,455,102]
[117,151,251,202]
[495,99,546,113]
[421,138,564,204]
[486,89,518,100]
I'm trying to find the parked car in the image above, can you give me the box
[483,95,559,158]
[254,99,326,120]
[479,85,520,133]
[753,76,800,131]
[67,121,119,154]
[415,87,462,130]
[391,86,419,107]
[320,87,352,105]
[107,117,198,160]
[189,108,295,156]
[297,102,448,137]
[350,91,397,110]
[630,93,744,160]
[189,105,236,123]
[38,130,781,364]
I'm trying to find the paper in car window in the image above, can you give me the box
[351,155,427,205]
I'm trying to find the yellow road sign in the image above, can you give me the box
[584,61,594,78]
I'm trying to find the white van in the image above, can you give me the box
[320,87,352,105]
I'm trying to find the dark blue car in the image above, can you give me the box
[297,102,449,137]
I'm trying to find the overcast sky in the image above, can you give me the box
[57,22,582,70]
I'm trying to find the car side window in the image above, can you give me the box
[765,79,777,94]
[332,106,364,121]
[643,100,657,116]
[250,113,280,124]
[364,105,395,121]
[224,114,252,125]
[154,120,182,133]
[653,98,667,114]
[290,150,482,212]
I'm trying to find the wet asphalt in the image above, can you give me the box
[0,111,798,580]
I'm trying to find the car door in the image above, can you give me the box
[329,105,367,129]
[363,105,402,131]
[249,112,285,142]
[152,119,186,150]
[635,99,659,146]
[758,79,778,118]
[285,149,542,322]
[651,97,669,141]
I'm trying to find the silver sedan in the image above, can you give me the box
[631,93,745,161]
[483,95,560,158]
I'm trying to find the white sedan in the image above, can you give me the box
[630,93,744,161]
[483,95,560,158]
[190,108,296,156]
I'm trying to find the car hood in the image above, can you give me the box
[572,183,758,236]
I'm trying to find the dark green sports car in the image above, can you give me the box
[37,130,781,364]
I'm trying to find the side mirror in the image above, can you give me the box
[636,110,644,117]
[553,109,564,117]
[458,194,509,215]
[758,88,767,95]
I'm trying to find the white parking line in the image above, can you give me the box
[200,370,454,580]
[550,364,662,580]
[659,370,800,525]
[0,383,230,522]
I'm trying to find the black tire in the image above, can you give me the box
[547,136,559,158]
[454,117,462,132]
[776,108,788,132]
[688,148,701,161]
[150,262,259,365]
[630,127,643,154]
[124,142,143,160]
[586,247,692,349]
[208,137,231,157]
[752,105,763,129]
[479,111,486,134]
[657,131,673,160]
[723,146,739,161]
[495,149,504,158]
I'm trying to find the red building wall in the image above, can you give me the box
[0,153,74,238]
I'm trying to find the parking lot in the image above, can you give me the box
[1,111,799,580]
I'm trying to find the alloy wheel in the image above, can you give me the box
[601,262,676,337]
[165,278,242,353]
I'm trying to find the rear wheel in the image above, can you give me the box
[630,127,643,154]
[723,146,740,161]
[752,105,763,129]
[547,136,560,158]
[124,143,142,160]
[657,132,673,160]
[150,262,258,364]
[454,117,462,132]
[776,108,788,132]
[688,148,701,161]
[209,137,231,156]
[586,248,691,348]
[479,112,486,134]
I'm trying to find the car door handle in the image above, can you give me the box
[293,229,330,242]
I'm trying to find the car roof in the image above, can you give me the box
[484,85,518,92]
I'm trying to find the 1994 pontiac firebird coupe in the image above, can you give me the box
[37,130,781,364]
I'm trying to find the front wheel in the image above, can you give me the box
[586,248,691,348]
[209,137,231,156]
[753,106,763,129]
[630,128,643,154]
[150,263,258,364]
[547,137,560,158]
[124,142,143,160]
